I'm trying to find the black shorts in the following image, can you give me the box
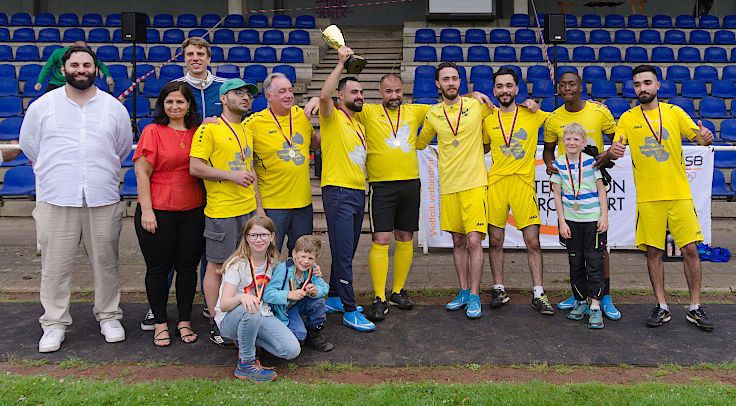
[368,179,420,233]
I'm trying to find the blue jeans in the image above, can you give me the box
[265,204,314,254]
[219,305,300,361]
[286,296,327,340]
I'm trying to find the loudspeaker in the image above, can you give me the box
[544,14,566,43]
[121,12,147,42]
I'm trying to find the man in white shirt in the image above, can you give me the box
[19,46,132,353]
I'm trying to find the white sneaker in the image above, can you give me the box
[39,328,65,353]
[100,320,126,343]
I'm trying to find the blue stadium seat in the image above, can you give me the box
[638,29,661,44]
[141,79,167,98]
[0,28,8,42]
[704,47,728,63]
[122,150,135,168]
[514,29,536,44]
[694,66,718,82]
[0,166,35,196]
[589,29,611,44]
[489,29,511,44]
[526,65,550,83]
[0,79,18,97]
[598,46,622,62]
[273,65,296,83]
[280,47,303,63]
[651,14,672,28]
[510,14,530,27]
[123,95,150,117]
[209,46,224,62]
[657,80,677,98]
[532,80,554,98]
[177,14,198,27]
[137,118,154,133]
[81,13,102,26]
[714,30,736,45]
[159,64,183,81]
[565,14,578,28]
[0,46,12,62]
[119,169,137,197]
[532,14,545,27]
[582,66,606,82]
[566,29,586,44]
[472,79,493,96]
[614,29,636,44]
[34,13,55,26]
[519,46,542,62]
[262,30,285,45]
[106,64,128,80]
[501,65,523,80]
[572,46,596,62]
[295,15,316,29]
[287,30,310,45]
[0,151,30,167]
[516,79,529,100]
[215,65,240,79]
[540,97,564,112]
[699,97,731,118]
[62,28,85,42]
[248,14,268,27]
[469,65,492,83]
[0,64,15,78]
[464,29,486,44]
[581,14,602,28]
[494,46,517,62]
[94,77,110,92]
[41,45,62,60]
[0,97,23,117]
[133,64,155,80]
[722,66,736,81]
[628,14,648,28]
[439,29,462,43]
[604,97,630,118]
[414,46,437,62]
[0,13,6,26]
[690,30,711,45]
[414,29,436,43]
[212,29,235,44]
[251,96,268,112]
[664,29,687,44]
[413,79,438,98]
[415,65,436,81]
[651,46,675,62]
[200,14,221,27]
[224,14,245,28]
[624,46,648,62]
[17,64,41,81]
[557,65,578,80]
[724,15,736,29]
[666,65,690,82]
[88,28,110,42]
[0,117,22,141]
[714,151,736,169]
[440,46,463,61]
[712,169,734,197]
[243,65,268,83]
[604,14,625,27]
[238,29,260,44]
[711,80,736,98]
[162,29,184,44]
[590,80,617,99]
[675,15,696,28]
[271,15,292,28]
[153,14,174,27]
[38,27,60,42]
[146,28,160,43]
[188,28,210,41]
[732,48,736,62]
[122,46,146,61]
[228,46,251,62]
[677,47,701,62]
[621,80,636,98]
[11,13,32,26]
[15,45,39,61]
[112,29,121,42]
[12,28,35,42]
[467,46,491,62]
[57,13,79,27]
[147,46,172,62]
[699,15,720,28]
[549,46,569,62]
[720,119,736,141]
[104,13,121,27]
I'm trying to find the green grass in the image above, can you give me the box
[1,375,735,405]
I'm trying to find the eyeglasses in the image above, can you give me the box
[246,233,272,241]
[230,88,252,98]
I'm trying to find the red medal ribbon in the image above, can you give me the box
[382,104,400,138]
[565,153,582,201]
[246,257,270,302]
[497,107,518,148]
[288,266,314,291]
[268,108,294,147]
[220,115,249,164]
[441,98,463,140]
[641,106,663,144]
[339,108,366,149]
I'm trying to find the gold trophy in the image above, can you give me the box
[321,24,367,74]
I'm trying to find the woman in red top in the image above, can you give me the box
[133,82,205,347]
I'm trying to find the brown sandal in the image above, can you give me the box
[176,325,197,343]
[153,329,171,347]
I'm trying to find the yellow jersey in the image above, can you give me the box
[190,118,256,218]
[417,97,491,194]
[482,107,549,186]
[356,103,431,182]
[615,102,698,202]
[319,107,367,190]
[246,106,315,209]
[543,101,616,155]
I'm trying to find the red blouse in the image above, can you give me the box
[133,124,205,211]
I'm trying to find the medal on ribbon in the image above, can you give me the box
[565,153,582,211]
[442,98,463,147]
[498,108,518,147]
[220,115,249,166]
[383,104,401,147]
[246,257,270,301]
[339,108,366,149]
[269,108,298,158]
[641,106,663,144]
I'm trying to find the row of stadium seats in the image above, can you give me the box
[0,27,312,45]
[0,13,316,29]
[413,45,736,63]
[0,44,305,63]
[414,28,736,45]
[509,13,734,29]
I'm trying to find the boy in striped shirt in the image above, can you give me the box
[551,123,610,329]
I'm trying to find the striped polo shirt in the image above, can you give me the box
[550,154,603,222]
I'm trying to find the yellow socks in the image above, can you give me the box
[369,242,389,301]
[392,239,413,294]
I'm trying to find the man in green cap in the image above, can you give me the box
[34,41,115,94]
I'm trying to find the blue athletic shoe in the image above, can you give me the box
[601,295,621,320]
[446,289,470,311]
[342,311,375,332]
[325,297,363,314]
[465,294,482,319]
[567,301,590,321]
[557,295,576,310]
[235,359,278,382]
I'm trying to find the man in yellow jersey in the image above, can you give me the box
[610,65,714,331]
[481,67,554,315]
[246,72,320,254]
[189,78,263,345]
[318,46,374,332]
[542,71,622,320]
[417,61,492,319]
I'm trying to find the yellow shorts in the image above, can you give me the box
[635,199,703,251]
[487,176,541,230]
[440,186,488,237]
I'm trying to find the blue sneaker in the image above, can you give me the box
[342,311,375,332]
[588,308,604,329]
[557,295,576,310]
[567,301,590,321]
[235,359,278,382]
[446,289,470,311]
[465,294,482,319]
[325,297,363,314]
[601,295,621,320]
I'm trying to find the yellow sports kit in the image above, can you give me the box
[319,107,367,190]
[544,101,616,155]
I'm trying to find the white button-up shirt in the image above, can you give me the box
[19,87,132,207]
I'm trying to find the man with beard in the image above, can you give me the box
[480,67,554,316]
[246,72,320,254]
[20,46,132,352]
[609,65,714,331]
[542,71,622,320]
[416,62,492,319]
[34,41,115,94]
[318,46,374,332]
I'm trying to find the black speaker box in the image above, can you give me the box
[544,14,566,43]
[121,12,147,42]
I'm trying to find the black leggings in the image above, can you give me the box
[134,205,204,324]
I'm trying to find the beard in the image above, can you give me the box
[497,95,515,107]
[384,98,401,109]
[637,91,657,105]
[64,70,96,90]
[440,87,458,101]
[345,99,363,112]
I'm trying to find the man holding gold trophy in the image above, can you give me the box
[322,25,367,74]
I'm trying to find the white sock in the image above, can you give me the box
[533,286,544,299]
[658,303,669,311]
[689,304,701,311]
[493,284,505,291]
[590,304,601,310]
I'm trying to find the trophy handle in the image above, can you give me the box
[345,55,367,74]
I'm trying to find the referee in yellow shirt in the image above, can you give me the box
[610,65,714,331]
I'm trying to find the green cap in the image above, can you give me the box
[218,78,258,97]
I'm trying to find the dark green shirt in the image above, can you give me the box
[36,47,112,86]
